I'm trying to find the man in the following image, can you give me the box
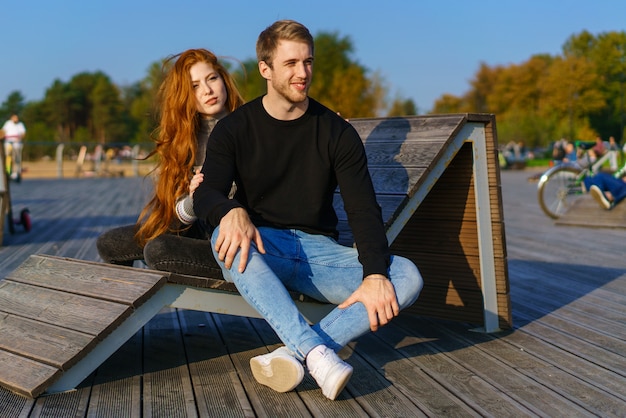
[585,170,626,210]
[2,113,26,181]
[193,20,423,400]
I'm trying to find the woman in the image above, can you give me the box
[96,48,244,276]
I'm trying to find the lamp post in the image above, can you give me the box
[617,44,625,146]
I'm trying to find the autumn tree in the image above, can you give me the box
[432,30,624,149]
[232,31,388,118]
[387,97,417,116]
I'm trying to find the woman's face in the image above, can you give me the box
[190,61,228,119]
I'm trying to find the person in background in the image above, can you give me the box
[193,20,423,400]
[96,48,244,276]
[584,168,626,210]
[2,113,26,181]
[552,138,569,165]
[607,136,620,171]
[562,141,577,164]
[584,135,607,166]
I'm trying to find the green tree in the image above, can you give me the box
[127,60,168,143]
[387,96,417,116]
[579,31,626,142]
[309,32,385,117]
[232,31,387,117]
[232,58,265,102]
[42,79,73,141]
[91,76,125,143]
[0,91,26,121]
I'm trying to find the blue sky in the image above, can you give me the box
[3,0,625,113]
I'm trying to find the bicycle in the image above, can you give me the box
[1,139,31,238]
[4,140,23,183]
[537,143,622,219]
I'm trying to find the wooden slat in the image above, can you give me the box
[0,281,131,337]
[179,309,255,417]
[555,194,626,228]
[0,313,95,370]
[142,309,197,417]
[88,331,142,417]
[0,350,60,398]
[7,255,167,307]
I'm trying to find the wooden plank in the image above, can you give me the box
[250,317,373,416]
[6,255,167,307]
[376,316,534,416]
[349,330,477,416]
[398,317,597,416]
[352,114,465,143]
[555,194,626,228]
[166,272,233,289]
[213,314,313,417]
[142,308,197,417]
[88,330,142,418]
[179,309,255,417]
[0,313,95,370]
[368,166,428,195]
[30,383,92,415]
[0,281,131,337]
[0,349,60,398]
[0,386,34,417]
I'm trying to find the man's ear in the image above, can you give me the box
[258,60,271,81]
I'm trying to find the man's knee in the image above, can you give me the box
[390,255,423,308]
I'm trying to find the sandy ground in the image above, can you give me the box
[14,159,156,179]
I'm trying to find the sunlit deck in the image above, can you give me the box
[0,168,624,417]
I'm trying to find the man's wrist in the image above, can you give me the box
[364,274,388,281]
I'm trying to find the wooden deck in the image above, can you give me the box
[0,169,625,417]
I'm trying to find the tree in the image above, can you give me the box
[91,76,125,143]
[124,60,168,143]
[232,31,387,118]
[387,97,417,116]
[538,55,604,140]
[579,31,626,142]
[308,32,385,117]
[431,30,626,149]
[231,58,265,102]
[0,91,26,121]
[42,79,73,141]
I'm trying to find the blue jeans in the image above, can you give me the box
[211,227,423,361]
[584,172,626,205]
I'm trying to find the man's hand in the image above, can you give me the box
[338,274,399,331]
[214,208,265,273]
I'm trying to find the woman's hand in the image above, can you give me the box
[189,170,204,197]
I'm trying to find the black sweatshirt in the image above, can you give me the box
[193,96,390,278]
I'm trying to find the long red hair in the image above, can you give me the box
[135,49,244,245]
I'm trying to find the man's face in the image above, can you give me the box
[263,40,313,104]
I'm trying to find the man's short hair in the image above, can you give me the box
[256,20,314,68]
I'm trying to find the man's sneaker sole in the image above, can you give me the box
[320,362,353,400]
[589,185,613,210]
[250,351,304,393]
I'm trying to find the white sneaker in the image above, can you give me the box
[250,346,304,393]
[589,185,613,210]
[306,345,353,400]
